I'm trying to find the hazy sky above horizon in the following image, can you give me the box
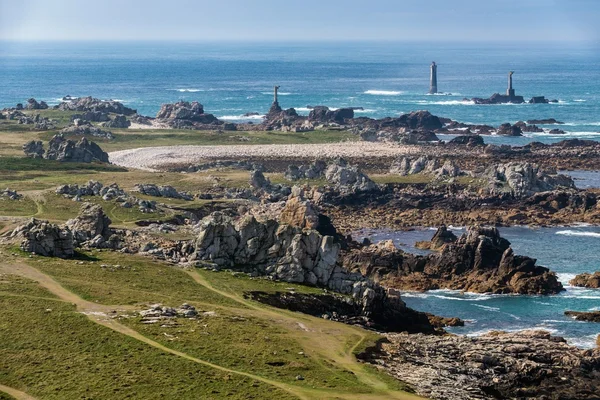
[1,0,598,42]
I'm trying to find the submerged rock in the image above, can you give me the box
[570,272,600,288]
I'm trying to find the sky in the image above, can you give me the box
[0,0,598,42]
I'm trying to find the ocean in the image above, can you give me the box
[1,41,599,346]
[1,41,600,145]
[357,226,600,348]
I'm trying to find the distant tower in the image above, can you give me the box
[429,62,438,94]
[507,71,515,98]
[273,85,280,104]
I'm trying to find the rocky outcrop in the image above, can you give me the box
[61,120,114,139]
[389,156,461,178]
[448,135,485,147]
[101,115,131,129]
[415,225,457,250]
[486,162,575,198]
[527,118,564,125]
[11,219,74,258]
[155,101,219,128]
[325,158,377,193]
[496,123,523,136]
[24,98,48,110]
[57,96,136,115]
[362,330,600,400]
[565,311,600,323]
[342,227,564,295]
[22,140,45,158]
[191,212,426,328]
[71,111,110,123]
[45,134,109,163]
[397,110,443,130]
[0,188,22,200]
[134,184,193,200]
[308,106,354,124]
[66,203,111,244]
[284,160,326,181]
[278,195,320,229]
[245,290,435,333]
[56,181,157,213]
[263,105,309,132]
[570,272,600,288]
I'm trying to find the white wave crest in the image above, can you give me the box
[415,100,475,106]
[170,88,204,93]
[219,114,265,121]
[574,99,587,102]
[472,304,501,311]
[556,230,600,238]
[261,92,292,96]
[364,90,403,96]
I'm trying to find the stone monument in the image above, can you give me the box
[507,71,515,98]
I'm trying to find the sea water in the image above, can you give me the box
[357,226,600,348]
[1,41,600,145]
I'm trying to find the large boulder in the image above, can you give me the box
[71,111,110,123]
[497,123,523,136]
[570,272,600,288]
[11,219,74,258]
[155,101,218,125]
[284,160,327,181]
[22,140,45,158]
[397,110,443,131]
[24,98,48,110]
[308,106,354,124]
[57,96,136,115]
[134,183,193,200]
[45,134,109,163]
[325,159,377,193]
[279,196,320,229]
[448,135,485,147]
[486,162,575,198]
[101,115,131,129]
[66,203,112,244]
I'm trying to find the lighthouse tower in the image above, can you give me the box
[429,62,438,94]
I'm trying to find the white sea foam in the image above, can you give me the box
[567,334,598,349]
[170,88,204,92]
[556,230,600,238]
[219,114,265,121]
[415,100,475,106]
[574,99,587,102]
[261,92,292,96]
[354,108,377,113]
[364,90,403,96]
[556,273,577,285]
[472,304,501,312]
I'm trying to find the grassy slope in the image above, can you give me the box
[0,250,417,400]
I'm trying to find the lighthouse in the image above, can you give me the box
[429,62,438,94]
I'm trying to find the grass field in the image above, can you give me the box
[0,249,419,400]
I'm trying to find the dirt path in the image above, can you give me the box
[1,259,419,399]
[185,269,419,399]
[0,384,38,400]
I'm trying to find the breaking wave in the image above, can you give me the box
[364,90,403,96]
[556,230,600,238]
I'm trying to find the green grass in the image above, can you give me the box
[0,156,126,172]
[30,251,243,308]
[0,294,291,399]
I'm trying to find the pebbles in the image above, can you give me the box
[109,143,421,171]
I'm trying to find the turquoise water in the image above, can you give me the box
[356,226,600,348]
[1,41,600,145]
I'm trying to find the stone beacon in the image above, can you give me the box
[507,71,515,98]
[273,85,280,105]
[429,62,438,94]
